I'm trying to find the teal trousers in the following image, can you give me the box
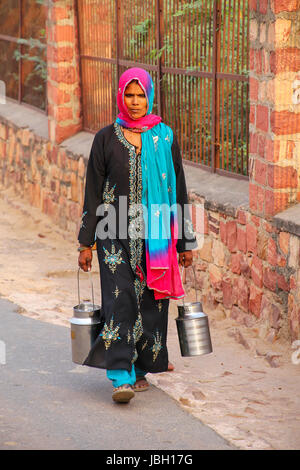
[107,365,147,388]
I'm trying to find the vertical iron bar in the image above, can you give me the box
[155,0,162,117]
[115,0,121,83]
[215,0,221,170]
[19,0,22,104]
[211,0,219,172]
[74,0,84,129]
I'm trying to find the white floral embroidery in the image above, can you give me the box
[153,135,159,151]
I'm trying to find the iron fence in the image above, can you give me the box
[76,0,249,178]
[0,0,47,112]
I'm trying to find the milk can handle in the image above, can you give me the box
[180,265,198,305]
[77,267,95,311]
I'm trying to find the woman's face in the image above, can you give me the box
[124,81,148,120]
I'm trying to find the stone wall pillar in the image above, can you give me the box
[249,0,300,218]
[46,0,82,144]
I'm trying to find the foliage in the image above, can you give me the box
[13,0,46,110]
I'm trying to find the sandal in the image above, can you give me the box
[167,362,175,372]
[133,376,149,392]
[112,384,135,403]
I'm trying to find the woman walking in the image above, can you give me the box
[78,68,197,403]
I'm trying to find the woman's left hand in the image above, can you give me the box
[179,250,193,268]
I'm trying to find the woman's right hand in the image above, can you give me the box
[78,248,92,272]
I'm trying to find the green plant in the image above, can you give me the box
[14,36,47,91]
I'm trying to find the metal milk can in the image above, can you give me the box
[176,266,213,357]
[70,268,102,365]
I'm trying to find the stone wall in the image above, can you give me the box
[0,119,85,235]
[187,191,300,342]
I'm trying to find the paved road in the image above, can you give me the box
[0,298,234,451]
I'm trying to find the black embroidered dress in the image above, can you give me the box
[78,122,197,373]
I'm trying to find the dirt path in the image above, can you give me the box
[0,188,299,450]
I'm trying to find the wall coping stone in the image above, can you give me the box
[0,99,48,140]
[62,130,94,159]
[183,164,249,217]
[273,203,300,237]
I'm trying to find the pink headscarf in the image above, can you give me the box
[116,68,162,132]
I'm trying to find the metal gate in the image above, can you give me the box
[76,0,249,178]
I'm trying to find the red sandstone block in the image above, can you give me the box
[57,46,74,63]
[249,132,258,154]
[251,255,263,288]
[237,227,247,253]
[236,277,250,312]
[257,185,265,215]
[267,237,278,266]
[0,123,8,140]
[57,66,77,85]
[226,220,237,252]
[55,25,75,43]
[0,141,6,158]
[49,67,58,82]
[267,164,298,189]
[277,254,287,267]
[237,209,247,225]
[249,182,258,212]
[56,106,74,122]
[265,139,274,162]
[230,253,242,275]
[265,189,290,217]
[257,134,267,158]
[262,50,271,74]
[250,77,259,101]
[247,223,258,253]
[286,141,296,160]
[277,273,290,292]
[220,220,226,245]
[251,215,261,227]
[256,105,269,133]
[263,267,277,291]
[249,284,263,317]
[58,89,71,105]
[264,220,278,233]
[290,275,297,290]
[254,159,267,185]
[48,81,71,106]
[55,122,82,144]
[271,0,298,13]
[249,105,256,125]
[69,202,81,223]
[52,6,71,22]
[255,50,263,74]
[209,265,222,290]
[271,111,300,136]
[222,277,233,309]
[241,256,251,278]
[270,48,300,74]
[279,231,290,255]
[259,0,268,14]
